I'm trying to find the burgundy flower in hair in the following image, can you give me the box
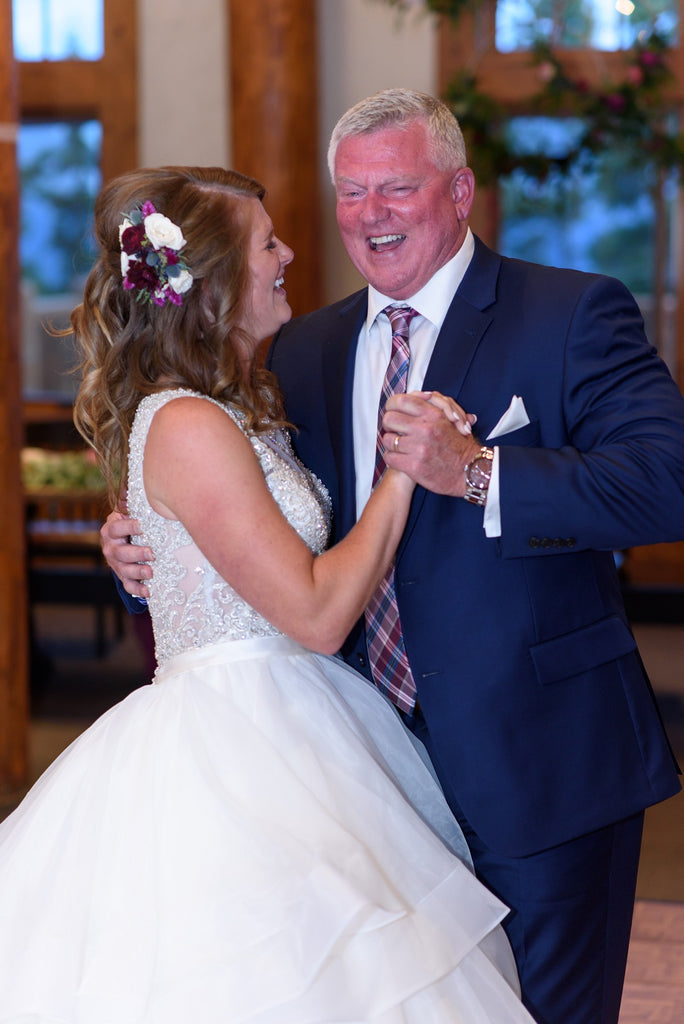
[118,201,193,307]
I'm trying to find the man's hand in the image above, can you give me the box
[101,509,154,599]
[381,390,482,497]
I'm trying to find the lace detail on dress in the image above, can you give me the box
[127,389,332,666]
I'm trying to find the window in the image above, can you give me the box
[498,116,678,373]
[19,120,102,296]
[16,0,137,397]
[13,0,104,61]
[495,0,678,53]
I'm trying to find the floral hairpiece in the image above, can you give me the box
[119,200,193,307]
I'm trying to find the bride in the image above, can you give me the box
[0,165,534,1023]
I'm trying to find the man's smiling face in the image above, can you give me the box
[333,119,473,300]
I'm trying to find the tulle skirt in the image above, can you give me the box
[0,636,533,1023]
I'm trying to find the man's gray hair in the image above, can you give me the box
[327,88,467,182]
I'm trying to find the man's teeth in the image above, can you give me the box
[369,234,404,250]
[275,277,284,288]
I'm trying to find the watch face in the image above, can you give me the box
[467,458,492,488]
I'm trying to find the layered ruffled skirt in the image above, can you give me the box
[0,636,532,1023]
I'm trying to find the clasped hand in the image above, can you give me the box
[102,390,482,598]
[381,390,482,497]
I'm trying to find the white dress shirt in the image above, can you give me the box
[351,229,502,537]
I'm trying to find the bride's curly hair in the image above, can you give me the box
[72,165,290,505]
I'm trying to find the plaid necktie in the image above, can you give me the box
[364,305,418,713]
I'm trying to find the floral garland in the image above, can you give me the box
[445,32,684,185]
[380,0,472,16]
[119,201,194,307]
[377,0,684,186]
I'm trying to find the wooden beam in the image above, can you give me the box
[229,0,322,320]
[0,0,29,789]
[19,61,101,116]
[100,0,138,183]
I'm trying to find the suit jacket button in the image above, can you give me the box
[541,538,553,548]
[553,538,564,547]
[566,537,576,547]
[529,537,541,548]
[356,654,366,668]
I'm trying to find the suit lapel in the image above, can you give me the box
[400,238,501,552]
[423,236,499,395]
[321,290,368,537]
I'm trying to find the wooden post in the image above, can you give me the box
[229,0,322,321]
[101,0,138,183]
[0,0,29,788]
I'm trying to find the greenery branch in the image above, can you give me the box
[378,0,475,16]
[444,32,684,185]
[377,1,684,185]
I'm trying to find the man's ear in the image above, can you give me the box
[451,167,475,221]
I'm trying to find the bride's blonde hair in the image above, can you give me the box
[72,165,289,504]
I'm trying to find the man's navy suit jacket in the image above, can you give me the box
[267,236,684,858]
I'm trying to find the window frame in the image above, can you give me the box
[17,0,137,183]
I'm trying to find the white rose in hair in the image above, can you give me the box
[144,212,186,251]
[169,269,193,295]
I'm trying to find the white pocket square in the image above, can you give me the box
[486,396,530,441]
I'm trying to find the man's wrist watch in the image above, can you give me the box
[463,447,494,507]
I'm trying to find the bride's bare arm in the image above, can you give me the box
[142,397,414,654]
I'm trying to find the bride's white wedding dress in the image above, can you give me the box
[0,389,534,1023]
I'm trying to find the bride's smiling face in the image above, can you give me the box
[241,199,294,344]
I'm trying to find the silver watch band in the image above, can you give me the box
[463,447,494,507]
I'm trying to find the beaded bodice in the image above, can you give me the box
[128,389,332,666]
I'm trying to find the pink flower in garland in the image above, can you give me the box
[639,49,662,69]
[625,66,644,87]
[604,92,627,113]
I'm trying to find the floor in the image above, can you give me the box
[0,605,152,818]
[621,900,684,1022]
[629,622,684,903]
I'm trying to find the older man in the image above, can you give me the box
[105,90,684,1024]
